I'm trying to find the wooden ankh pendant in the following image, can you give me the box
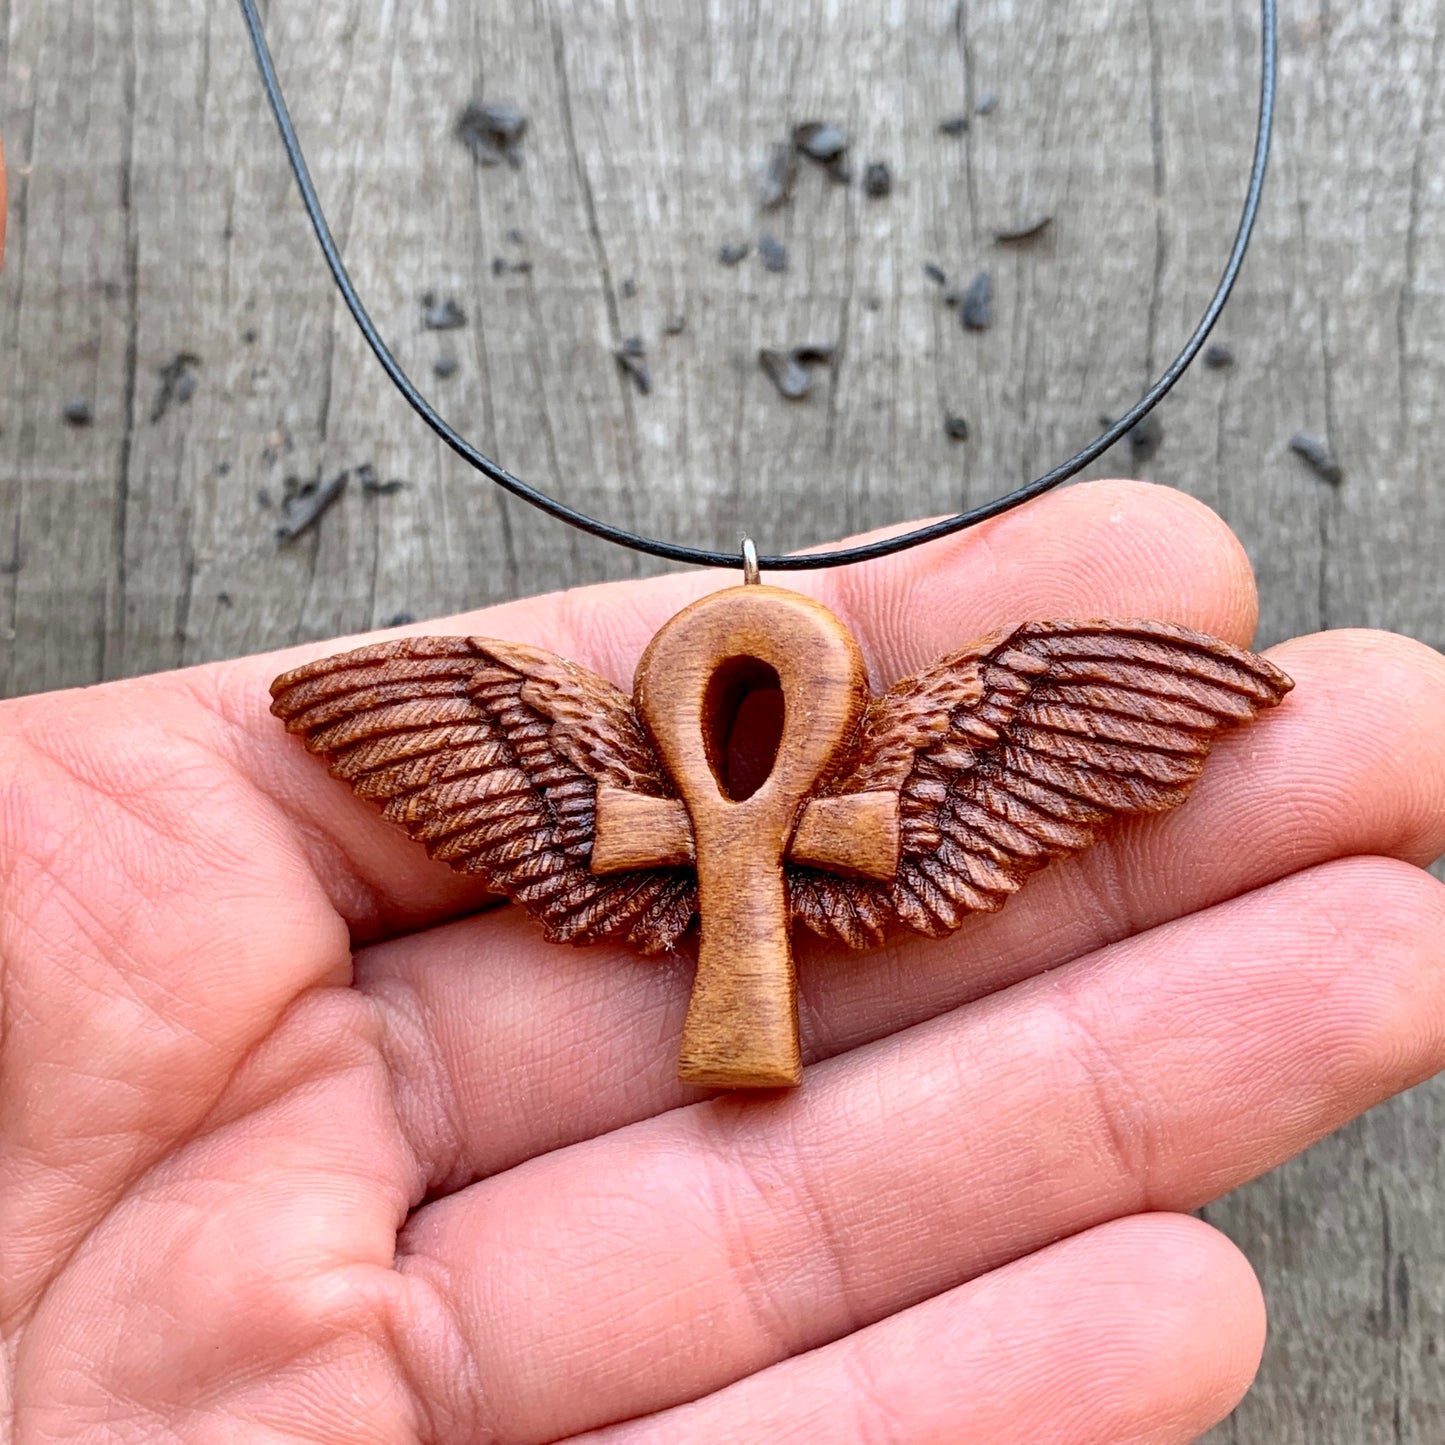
[272,578,1292,1093]
[593,587,891,1089]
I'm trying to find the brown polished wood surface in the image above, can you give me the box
[271,593,1291,1087]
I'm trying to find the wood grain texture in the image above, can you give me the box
[2,0,1443,1433]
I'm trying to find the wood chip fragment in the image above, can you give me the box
[276,470,349,541]
[793,121,848,162]
[422,294,467,330]
[759,349,811,400]
[758,234,788,272]
[960,272,993,331]
[455,101,528,167]
[151,352,201,423]
[1129,411,1163,464]
[614,342,652,395]
[1290,432,1343,485]
[994,215,1054,244]
[758,345,834,400]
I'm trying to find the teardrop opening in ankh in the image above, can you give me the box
[701,655,786,803]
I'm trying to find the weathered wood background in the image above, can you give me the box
[3,0,1443,1437]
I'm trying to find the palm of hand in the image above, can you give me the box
[4,483,1445,1445]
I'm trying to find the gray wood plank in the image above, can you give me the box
[2,0,1442,1438]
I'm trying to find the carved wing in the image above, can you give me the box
[270,637,697,952]
[788,620,1293,949]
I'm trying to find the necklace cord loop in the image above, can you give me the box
[237,0,1277,573]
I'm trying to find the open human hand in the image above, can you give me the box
[4,480,1445,1444]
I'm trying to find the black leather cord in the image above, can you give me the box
[238,0,1277,573]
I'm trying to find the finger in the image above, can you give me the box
[570,1215,1265,1445]
[363,627,1445,1186]
[175,478,1259,937]
[393,856,1445,1441]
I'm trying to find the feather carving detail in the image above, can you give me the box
[788,619,1292,948]
[270,637,696,953]
[271,617,1291,958]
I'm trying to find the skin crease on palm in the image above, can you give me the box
[2,482,1445,1444]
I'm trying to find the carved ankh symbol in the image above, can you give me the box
[591,587,902,1088]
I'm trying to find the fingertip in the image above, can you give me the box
[1104,1212,1268,1402]
[827,480,1261,681]
[1001,1214,1266,1444]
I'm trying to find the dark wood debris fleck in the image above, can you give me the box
[793,121,851,182]
[938,115,970,136]
[863,161,893,198]
[718,241,751,266]
[759,349,810,401]
[241,328,258,344]
[433,355,459,379]
[944,414,971,441]
[758,233,788,272]
[359,464,407,495]
[151,352,201,424]
[455,101,528,168]
[924,262,947,287]
[1204,343,1235,369]
[1290,431,1343,485]
[614,341,652,395]
[422,294,467,330]
[759,344,833,401]
[1128,411,1163,464]
[663,313,687,336]
[621,277,637,299]
[793,121,848,161]
[1099,411,1165,465]
[276,469,349,541]
[759,143,798,209]
[385,612,417,628]
[960,271,993,331]
[63,397,93,426]
[995,214,1054,245]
